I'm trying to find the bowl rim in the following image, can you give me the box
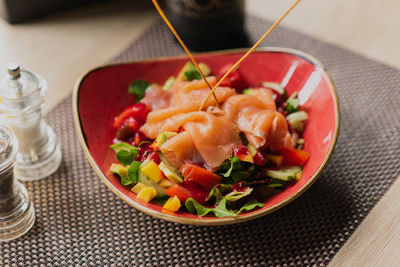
[72,46,340,226]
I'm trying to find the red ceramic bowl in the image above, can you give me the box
[73,47,339,226]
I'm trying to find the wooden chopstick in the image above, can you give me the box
[198,0,303,111]
[151,0,220,107]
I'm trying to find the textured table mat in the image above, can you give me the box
[2,16,400,266]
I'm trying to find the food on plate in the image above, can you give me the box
[109,62,309,217]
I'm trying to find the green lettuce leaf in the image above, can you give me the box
[185,198,237,218]
[225,187,253,202]
[218,156,241,178]
[236,199,265,215]
[121,161,141,186]
[110,143,138,166]
[207,187,224,202]
[110,142,136,153]
[128,79,151,100]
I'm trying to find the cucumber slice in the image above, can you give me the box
[266,166,302,181]
[286,111,308,132]
[262,82,286,96]
[137,160,167,197]
[163,76,175,91]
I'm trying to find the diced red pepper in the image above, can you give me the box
[253,151,268,166]
[113,103,149,129]
[181,180,209,204]
[278,147,310,166]
[180,163,222,189]
[217,64,247,91]
[148,151,161,165]
[166,184,192,203]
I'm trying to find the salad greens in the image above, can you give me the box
[128,79,151,100]
[285,92,300,113]
[109,61,310,218]
[184,70,202,81]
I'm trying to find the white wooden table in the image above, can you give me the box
[1,0,399,265]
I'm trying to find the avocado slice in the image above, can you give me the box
[177,62,211,81]
[158,153,183,184]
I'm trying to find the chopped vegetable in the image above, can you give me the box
[163,76,175,91]
[113,103,149,129]
[180,163,222,189]
[246,143,257,156]
[266,154,284,168]
[177,62,211,81]
[128,80,151,100]
[137,167,167,196]
[159,161,183,184]
[266,166,302,181]
[159,179,174,188]
[131,182,147,194]
[286,111,308,132]
[184,70,202,81]
[285,92,300,113]
[137,187,157,202]
[165,184,192,202]
[163,196,181,212]
[110,163,128,179]
[261,82,286,96]
[279,147,309,166]
[140,161,163,183]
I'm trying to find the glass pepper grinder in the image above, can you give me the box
[0,124,35,241]
[0,63,62,181]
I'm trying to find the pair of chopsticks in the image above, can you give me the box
[152,0,303,110]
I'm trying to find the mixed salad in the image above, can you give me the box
[109,62,309,218]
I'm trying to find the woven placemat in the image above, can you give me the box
[2,16,400,266]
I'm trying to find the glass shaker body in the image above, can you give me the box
[0,124,35,241]
[0,64,61,181]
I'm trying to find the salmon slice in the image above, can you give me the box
[169,76,236,110]
[140,80,290,170]
[266,112,292,151]
[222,89,290,151]
[142,77,236,138]
[141,84,172,110]
[153,111,240,170]
[160,131,202,168]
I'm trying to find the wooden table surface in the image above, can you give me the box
[1,0,399,265]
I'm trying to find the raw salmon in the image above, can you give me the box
[140,81,290,170]
[222,88,290,150]
[152,111,240,170]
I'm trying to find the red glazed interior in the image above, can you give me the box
[76,49,339,222]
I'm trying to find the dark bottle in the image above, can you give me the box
[166,0,249,51]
